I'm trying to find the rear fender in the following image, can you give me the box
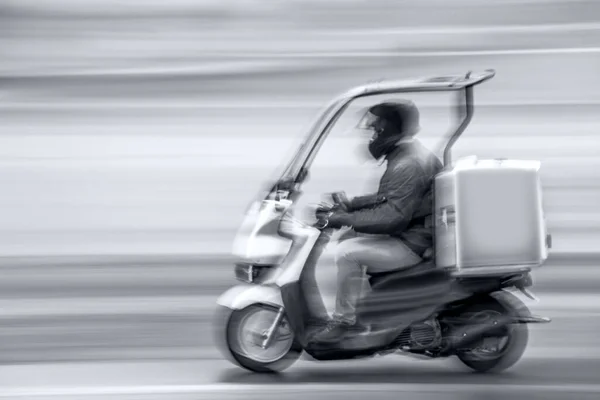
[491,290,532,318]
[493,290,551,323]
[217,284,284,311]
[443,291,549,323]
[441,290,550,353]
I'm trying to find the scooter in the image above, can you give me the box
[214,70,551,374]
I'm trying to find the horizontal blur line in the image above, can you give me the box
[1,155,600,162]
[1,347,599,364]
[0,295,597,319]
[0,156,598,162]
[1,47,598,79]
[218,48,600,57]
[3,383,600,397]
[0,250,592,266]
[0,229,234,234]
[330,22,600,36]
[3,100,600,110]
[195,48,600,57]
[0,60,324,79]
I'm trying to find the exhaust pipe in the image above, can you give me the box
[516,315,551,324]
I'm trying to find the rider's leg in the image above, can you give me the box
[311,235,421,342]
[334,235,422,323]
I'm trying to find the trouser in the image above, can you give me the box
[332,230,422,324]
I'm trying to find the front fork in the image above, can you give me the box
[261,306,286,348]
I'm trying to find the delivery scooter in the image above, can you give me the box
[214,70,551,374]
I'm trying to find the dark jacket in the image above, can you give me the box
[345,139,443,257]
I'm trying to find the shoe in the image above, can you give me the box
[309,319,366,344]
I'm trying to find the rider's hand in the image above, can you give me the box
[328,192,350,212]
[326,210,353,229]
[314,203,333,222]
[335,201,350,212]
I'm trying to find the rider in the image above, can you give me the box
[311,100,443,343]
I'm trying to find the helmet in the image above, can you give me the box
[357,100,421,160]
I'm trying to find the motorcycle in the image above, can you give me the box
[214,70,552,374]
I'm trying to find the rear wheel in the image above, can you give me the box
[456,297,529,373]
[216,304,302,373]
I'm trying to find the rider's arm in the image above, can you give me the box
[348,193,386,211]
[345,162,425,234]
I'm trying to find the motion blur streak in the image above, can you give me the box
[0,0,599,399]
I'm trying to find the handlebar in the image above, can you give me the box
[311,191,349,230]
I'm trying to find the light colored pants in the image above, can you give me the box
[333,230,422,324]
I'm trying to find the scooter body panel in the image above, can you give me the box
[217,283,284,310]
[358,264,453,325]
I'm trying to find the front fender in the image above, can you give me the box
[216,283,284,310]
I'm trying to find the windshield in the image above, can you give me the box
[246,111,319,203]
[254,81,475,201]
[270,100,344,190]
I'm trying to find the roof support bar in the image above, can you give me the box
[443,85,474,167]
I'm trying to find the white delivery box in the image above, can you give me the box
[434,157,548,275]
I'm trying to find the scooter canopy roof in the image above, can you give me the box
[336,69,495,102]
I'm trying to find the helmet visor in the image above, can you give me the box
[356,111,380,131]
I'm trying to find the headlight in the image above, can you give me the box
[234,263,275,283]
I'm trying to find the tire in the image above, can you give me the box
[214,304,302,373]
[456,295,529,373]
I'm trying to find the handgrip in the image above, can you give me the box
[330,191,349,207]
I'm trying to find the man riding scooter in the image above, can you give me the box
[312,100,443,343]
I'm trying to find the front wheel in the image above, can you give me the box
[215,304,302,373]
[456,297,529,373]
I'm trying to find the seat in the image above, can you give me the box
[367,260,437,289]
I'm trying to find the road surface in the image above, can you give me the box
[0,254,599,399]
[1,303,600,400]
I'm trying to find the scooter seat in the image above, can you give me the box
[367,261,437,288]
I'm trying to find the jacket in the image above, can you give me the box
[345,139,443,257]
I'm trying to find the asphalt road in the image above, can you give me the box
[3,357,600,400]
[1,254,600,399]
[1,297,599,363]
[1,297,600,399]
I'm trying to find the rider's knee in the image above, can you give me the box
[334,239,361,266]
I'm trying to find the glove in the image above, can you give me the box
[325,210,353,229]
[336,199,350,212]
[329,192,351,212]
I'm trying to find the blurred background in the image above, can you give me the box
[1,1,600,399]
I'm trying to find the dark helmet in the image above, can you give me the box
[357,100,421,160]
